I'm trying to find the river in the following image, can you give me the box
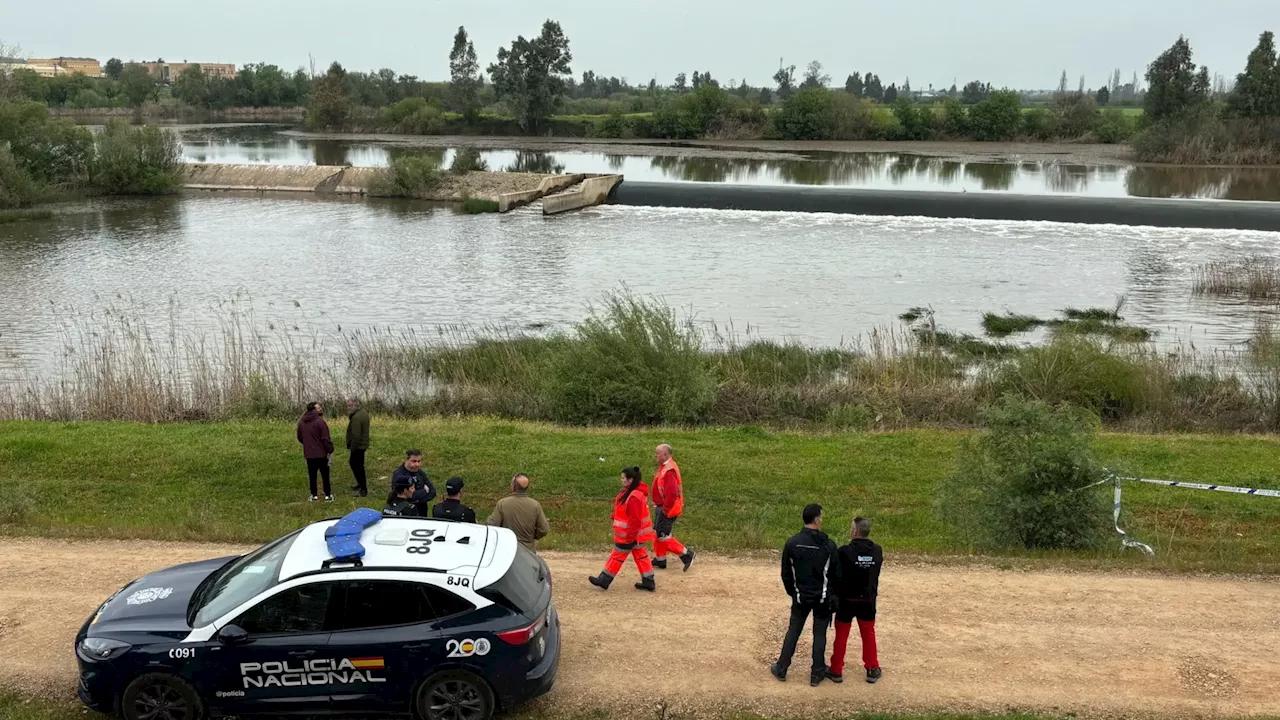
[174,125,1280,201]
[2,193,1278,378]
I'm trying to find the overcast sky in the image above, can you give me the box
[7,0,1276,90]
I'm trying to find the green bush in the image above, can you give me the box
[90,120,183,195]
[891,99,933,140]
[380,98,445,134]
[368,155,444,197]
[541,292,716,425]
[0,100,94,185]
[460,197,499,214]
[450,147,489,174]
[1094,108,1137,143]
[652,85,733,139]
[0,145,44,209]
[969,90,1023,141]
[940,98,970,137]
[984,335,1149,420]
[936,396,1109,550]
[772,87,836,140]
[830,93,876,140]
[1021,107,1055,140]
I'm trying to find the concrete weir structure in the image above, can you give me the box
[609,182,1280,232]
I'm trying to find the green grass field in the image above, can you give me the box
[1,418,1277,572]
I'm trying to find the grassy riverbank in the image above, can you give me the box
[1,418,1278,573]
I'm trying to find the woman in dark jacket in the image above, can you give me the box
[296,401,334,502]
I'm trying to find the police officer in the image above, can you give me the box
[384,473,433,517]
[432,477,477,523]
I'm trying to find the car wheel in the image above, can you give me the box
[120,673,204,720]
[416,670,495,720]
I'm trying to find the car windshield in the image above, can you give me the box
[191,531,299,628]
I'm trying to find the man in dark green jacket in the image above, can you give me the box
[345,398,371,497]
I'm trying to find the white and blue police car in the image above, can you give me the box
[75,509,559,720]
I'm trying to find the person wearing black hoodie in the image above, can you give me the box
[296,402,334,502]
[827,516,884,684]
[771,504,841,687]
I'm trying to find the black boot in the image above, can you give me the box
[588,573,613,590]
[634,576,656,592]
[652,558,668,570]
[680,548,696,572]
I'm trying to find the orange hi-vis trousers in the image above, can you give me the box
[604,542,654,578]
[653,509,686,560]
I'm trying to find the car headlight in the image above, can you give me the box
[78,638,132,662]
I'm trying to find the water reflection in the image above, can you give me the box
[171,125,1280,200]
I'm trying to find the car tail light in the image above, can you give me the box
[496,613,545,645]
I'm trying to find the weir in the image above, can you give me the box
[608,182,1280,232]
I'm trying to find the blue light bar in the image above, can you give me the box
[324,508,383,561]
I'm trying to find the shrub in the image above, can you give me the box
[1021,107,1055,140]
[380,98,445,134]
[936,396,1109,550]
[652,85,732,139]
[940,98,970,137]
[983,335,1149,420]
[368,154,444,197]
[891,99,933,140]
[541,292,716,425]
[450,147,489,174]
[0,145,44,209]
[968,90,1023,141]
[830,93,876,140]
[90,120,183,195]
[0,100,94,185]
[772,87,836,140]
[1094,107,1136,143]
[460,197,499,214]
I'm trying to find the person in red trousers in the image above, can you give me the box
[589,467,658,592]
[828,516,884,684]
[651,444,695,571]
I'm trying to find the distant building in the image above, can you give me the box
[27,57,103,77]
[134,61,237,83]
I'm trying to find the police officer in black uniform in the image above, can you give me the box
[384,473,433,517]
[431,476,477,523]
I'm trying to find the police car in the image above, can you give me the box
[75,510,559,720]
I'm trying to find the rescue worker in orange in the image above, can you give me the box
[589,466,658,592]
[652,443,695,571]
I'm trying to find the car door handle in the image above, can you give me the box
[289,649,316,657]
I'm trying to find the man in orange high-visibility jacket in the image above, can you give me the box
[589,467,658,591]
[651,443,695,571]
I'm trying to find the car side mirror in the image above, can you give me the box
[217,625,249,645]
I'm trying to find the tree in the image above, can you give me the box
[774,87,836,140]
[845,72,864,98]
[119,64,158,107]
[488,19,573,133]
[773,62,796,99]
[307,62,351,130]
[864,73,884,102]
[1228,30,1280,118]
[1144,35,1210,123]
[759,87,773,105]
[902,77,912,98]
[736,79,750,97]
[948,83,958,97]
[969,90,1022,140]
[673,72,687,92]
[961,80,988,104]
[1095,85,1111,106]
[800,60,830,90]
[104,58,124,80]
[173,65,209,108]
[883,83,898,104]
[449,26,482,120]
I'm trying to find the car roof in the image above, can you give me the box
[277,515,518,590]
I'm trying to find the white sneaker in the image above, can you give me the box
[309,495,318,502]
[324,495,334,502]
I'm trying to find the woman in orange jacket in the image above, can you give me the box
[589,466,657,592]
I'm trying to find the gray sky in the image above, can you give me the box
[7,0,1276,90]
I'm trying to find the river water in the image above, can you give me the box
[3,194,1279,377]
[176,125,1280,201]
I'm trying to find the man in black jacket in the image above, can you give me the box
[828,516,884,684]
[771,504,840,687]
[432,477,477,523]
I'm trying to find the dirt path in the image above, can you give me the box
[2,538,1277,719]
